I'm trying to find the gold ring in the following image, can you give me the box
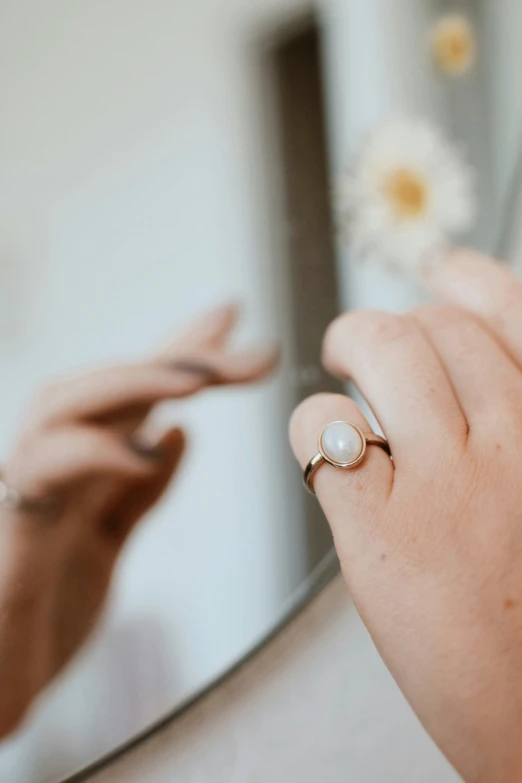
[304,420,391,495]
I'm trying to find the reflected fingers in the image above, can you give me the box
[27,347,278,430]
[4,426,179,499]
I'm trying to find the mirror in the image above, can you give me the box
[1,2,521,781]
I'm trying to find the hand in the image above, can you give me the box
[290,250,522,783]
[0,304,277,738]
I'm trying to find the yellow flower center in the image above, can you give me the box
[383,168,427,220]
[431,16,476,75]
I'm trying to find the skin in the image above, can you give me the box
[290,249,522,783]
[0,304,277,739]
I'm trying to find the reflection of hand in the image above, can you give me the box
[291,251,522,782]
[0,304,276,738]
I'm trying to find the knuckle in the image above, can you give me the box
[322,312,351,358]
[77,430,104,459]
[354,311,413,348]
[500,384,522,424]
[411,305,469,331]
[502,282,522,313]
[491,288,522,329]
[325,310,413,356]
[82,430,121,461]
[323,311,352,341]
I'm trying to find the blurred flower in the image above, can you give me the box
[337,117,476,273]
[430,13,477,77]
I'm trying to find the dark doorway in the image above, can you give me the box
[271,17,343,565]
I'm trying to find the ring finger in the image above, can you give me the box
[290,392,393,517]
[290,392,394,581]
[322,310,467,468]
[411,306,522,433]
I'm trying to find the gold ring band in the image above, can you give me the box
[304,421,391,495]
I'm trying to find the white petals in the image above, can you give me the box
[337,118,476,274]
[430,14,477,77]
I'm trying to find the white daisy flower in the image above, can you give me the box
[430,13,477,77]
[337,117,476,273]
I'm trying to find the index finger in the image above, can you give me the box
[422,248,522,365]
[28,364,206,429]
[157,303,240,358]
[29,347,278,430]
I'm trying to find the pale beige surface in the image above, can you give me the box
[88,578,460,783]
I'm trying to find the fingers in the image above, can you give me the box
[411,307,522,431]
[166,345,278,386]
[5,427,164,498]
[422,248,522,365]
[28,347,278,429]
[20,302,277,442]
[322,311,467,466]
[104,427,186,545]
[289,393,393,559]
[158,303,240,357]
[28,365,208,428]
[157,302,278,385]
[198,346,279,385]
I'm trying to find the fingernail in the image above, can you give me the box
[249,344,280,365]
[196,303,240,339]
[127,437,164,461]
[167,360,221,384]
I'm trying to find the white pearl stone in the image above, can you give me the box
[320,421,364,466]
